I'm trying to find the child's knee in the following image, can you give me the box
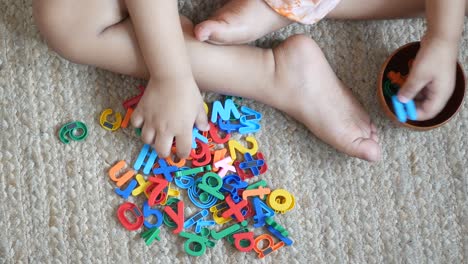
[33,1,81,62]
[33,1,101,63]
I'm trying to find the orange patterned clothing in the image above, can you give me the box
[264,0,341,24]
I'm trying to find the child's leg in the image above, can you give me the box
[33,0,147,78]
[195,0,468,45]
[33,1,380,161]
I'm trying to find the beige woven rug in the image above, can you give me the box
[1,0,467,263]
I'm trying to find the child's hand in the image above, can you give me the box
[397,35,458,120]
[131,77,209,158]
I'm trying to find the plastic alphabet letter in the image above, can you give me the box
[228,136,258,161]
[222,175,248,194]
[160,184,180,205]
[252,197,275,228]
[217,119,243,134]
[391,95,418,123]
[242,186,271,200]
[387,71,406,87]
[165,150,187,167]
[99,109,122,131]
[123,85,145,109]
[208,122,230,144]
[266,226,293,246]
[147,177,169,206]
[239,152,265,176]
[246,180,268,190]
[115,179,137,199]
[117,202,144,231]
[194,220,216,234]
[210,202,232,225]
[175,175,195,189]
[192,128,209,149]
[253,234,285,259]
[190,141,212,167]
[239,106,262,134]
[197,172,225,200]
[221,195,249,222]
[214,157,236,177]
[235,152,268,180]
[211,99,241,123]
[163,200,185,234]
[212,148,228,172]
[141,228,161,246]
[267,189,295,214]
[134,144,158,175]
[121,107,134,128]
[142,201,163,229]
[210,220,248,240]
[175,165,211,177]
[184,209,209,229]
[132,174,151,197]
[153,158,178,182]
[265,217,289,237]
[179,231,215,257]
[58,121,88,144]
[233,232,255,252]
[109,161,136,187]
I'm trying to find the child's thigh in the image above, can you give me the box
[330,0,468,19]
[328,0,426,19]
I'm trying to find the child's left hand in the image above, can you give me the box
[397,34,459,120]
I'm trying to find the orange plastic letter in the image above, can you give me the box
[109,161,136,187]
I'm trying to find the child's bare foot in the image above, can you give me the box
[194,0,291,44]
[269,35,380,161]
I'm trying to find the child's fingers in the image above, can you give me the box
[153,132,174,158]
[398,67,430,103]
[414,92,426,102]
[175,131,192,159]
[131,107,144,128]
[416,81,453,120]
[141,124,156,145]
[416,98,442,120]
[195,106,210,131]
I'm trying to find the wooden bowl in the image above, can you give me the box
[377,42,466,130]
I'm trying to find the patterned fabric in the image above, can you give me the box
[264,0,341,24]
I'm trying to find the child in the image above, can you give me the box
[33,0,382,162]
[196,0,467,123]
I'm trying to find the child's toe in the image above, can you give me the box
[195,19,238,44]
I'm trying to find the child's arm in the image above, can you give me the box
[397,0,465,120]
[126,0,191,80]
[126,0,209,158]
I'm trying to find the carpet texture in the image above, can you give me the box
[1,0,467,263]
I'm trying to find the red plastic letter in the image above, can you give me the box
[147,177,169,206]
[163,200,185,234]
[233,232,255,252]
[117,202,144,231]
[221,195,248,222]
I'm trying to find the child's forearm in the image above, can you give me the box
[425,0,465,44]
[125,0,192,80]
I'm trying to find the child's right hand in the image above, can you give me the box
[397,34,459,121]
[131,77,210,158]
